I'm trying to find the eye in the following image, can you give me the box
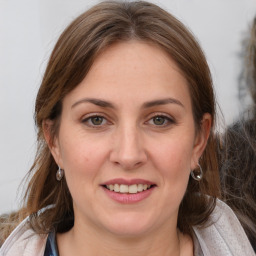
[90,116,105,125]
[147,114,174,127]
[82,115,107,127]
[152,116,167,125]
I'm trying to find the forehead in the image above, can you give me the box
[93,41,184,81]
[63,41,192,110]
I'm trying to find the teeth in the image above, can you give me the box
[128,184,137,194]
[114,184,120,192]
[120,184,129,193]
[137,184,144,192]
[106,184,152,194]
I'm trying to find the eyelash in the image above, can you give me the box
[81,113,175,128]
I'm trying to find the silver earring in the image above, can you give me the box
[190,163,203,181]
[56,166,64,181]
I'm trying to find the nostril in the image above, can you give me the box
[134,161,143,167]
[109,143,148,169]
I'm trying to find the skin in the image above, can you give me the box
[44,41,211,256]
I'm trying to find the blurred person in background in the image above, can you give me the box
[220,17,256,252]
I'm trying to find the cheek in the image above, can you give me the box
[58,131,109,189]
[58,137,110,212]
[153,136,194,172]
[147,136,193,219]
[59,124,106,164]
[150,135,194,191]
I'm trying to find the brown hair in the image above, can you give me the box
[3,0,220,239]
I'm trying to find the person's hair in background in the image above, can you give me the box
[220,17,256,251]
[238,17,256,115]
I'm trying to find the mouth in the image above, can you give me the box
[101,179,156,203]
[103,184,156,194]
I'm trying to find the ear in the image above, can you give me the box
[43,119,63,168]
[190,113,212,170]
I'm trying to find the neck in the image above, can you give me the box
[57,222,183,256]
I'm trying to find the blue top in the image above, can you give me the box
[44,231,59,256]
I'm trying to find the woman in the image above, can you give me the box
[0,1,254,255]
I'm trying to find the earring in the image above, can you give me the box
[56,166,64,181]
[190,163,203,181]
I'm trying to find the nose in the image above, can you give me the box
[110,124,147,170]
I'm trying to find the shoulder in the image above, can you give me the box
[193,199,255,256]
[0,216,47,256]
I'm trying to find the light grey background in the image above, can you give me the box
[0,0,255,214]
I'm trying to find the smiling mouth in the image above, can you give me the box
[103,184,155,194]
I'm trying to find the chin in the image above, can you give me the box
[100,212,156,237]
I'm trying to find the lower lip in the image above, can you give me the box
[102,186,155,204]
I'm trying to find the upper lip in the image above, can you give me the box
[102,178,155,186]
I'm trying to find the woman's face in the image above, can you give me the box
[49,41,210,237]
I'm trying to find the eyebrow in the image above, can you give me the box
[71,97,184,109]
[142,98,184,108]
[71,98,115,109]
